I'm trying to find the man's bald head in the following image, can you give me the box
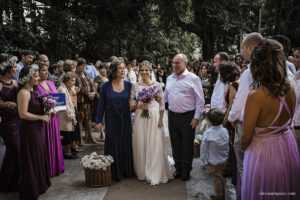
[174,53,188,63]
[241,32,263,61]
[242,32,263,48]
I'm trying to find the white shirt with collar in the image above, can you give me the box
[210,74,229,113]
[200,125,229,166]
[228,64,299,123]
[164,69,205,119]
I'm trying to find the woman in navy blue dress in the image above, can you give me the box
[96,60,134,181]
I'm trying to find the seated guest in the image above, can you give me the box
[200,108,229,200]
[57,72,78,159]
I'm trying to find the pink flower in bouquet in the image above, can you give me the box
[37,93,56,112]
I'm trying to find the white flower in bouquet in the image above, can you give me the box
[81,152,114,171]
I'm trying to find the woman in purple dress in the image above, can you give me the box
[0,54,19,192]
[37,62,64,177]
[241,39,300,200]
[17,64,51,199]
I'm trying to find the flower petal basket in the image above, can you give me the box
[81,152,114,187]
[193,135,202,158]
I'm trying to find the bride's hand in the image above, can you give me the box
[158,118,163,128]
[138,103,148,110]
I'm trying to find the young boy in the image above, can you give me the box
[200,108,229,200]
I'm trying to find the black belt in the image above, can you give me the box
[294,126,300,130]
[169,110,194,116]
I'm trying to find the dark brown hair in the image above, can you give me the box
[76,58,86,67]
[207,108,224,126]
[108,60,122,81]
[219,61,240,84]
[250,39,290,97]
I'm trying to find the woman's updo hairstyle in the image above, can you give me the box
[0,53,18,77]
[108,59,122,81]
[250,39,290,97]
[18,64,39,92]
[139,60,152,71]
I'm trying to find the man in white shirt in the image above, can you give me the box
[293,47,300,153]
[228,32,263,200]
[164,53,205,181]
[210,52,230,113]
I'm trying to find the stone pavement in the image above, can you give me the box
[0,112,237,200]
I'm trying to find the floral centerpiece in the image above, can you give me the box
[81,152,114,187]
[81,152,114,170]
[137,85,160,119]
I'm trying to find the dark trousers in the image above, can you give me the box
[168,110,195,174]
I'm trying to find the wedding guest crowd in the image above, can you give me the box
[0,32,300,200]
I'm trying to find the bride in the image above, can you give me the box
[130,60,173,185]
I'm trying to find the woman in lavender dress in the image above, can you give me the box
[0,54,19,192]
[241,39,300,200]
[18,64,51,199]
[37,62,64,177]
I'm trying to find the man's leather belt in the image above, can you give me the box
[169,110,194,116]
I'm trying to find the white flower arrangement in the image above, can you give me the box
[81,152,114,171]
[19,64,39,85]
[0,56,18,71]
[194,135,203,144]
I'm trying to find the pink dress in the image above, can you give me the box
[242,97,300,200]
[37,80,64,177]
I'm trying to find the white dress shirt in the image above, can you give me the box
[293,80,300,126]
[200,125,229,166]
[228,64,298,122]
[164,69,205,119]
[210,75,229,113]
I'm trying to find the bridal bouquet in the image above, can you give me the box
[137,85,160,119]
[81,152,114,171]
[36,93,56,112]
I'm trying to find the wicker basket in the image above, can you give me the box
[193,143,200,158]
[84,167,112,187]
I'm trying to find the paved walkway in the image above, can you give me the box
[0,112,237,200]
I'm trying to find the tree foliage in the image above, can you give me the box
[0,0,299,67]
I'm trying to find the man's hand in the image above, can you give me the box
[190,118,199,129]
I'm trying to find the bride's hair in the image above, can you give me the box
[139,60,152,72]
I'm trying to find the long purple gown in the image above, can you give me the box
[19,91,51,199]
[37,80,64,178]
[0,80,20,192]
[242,97,300,200]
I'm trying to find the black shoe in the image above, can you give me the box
[174,171,181,179]
[181,173,190,181]
[63,154,79,159]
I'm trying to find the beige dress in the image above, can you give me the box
[130,82,173,185]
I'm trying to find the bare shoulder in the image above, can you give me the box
[18,89,30,99]
[0,82,2,92]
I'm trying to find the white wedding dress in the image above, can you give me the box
[130,82,173,185]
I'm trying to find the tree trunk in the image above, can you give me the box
[201,29,216,60]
